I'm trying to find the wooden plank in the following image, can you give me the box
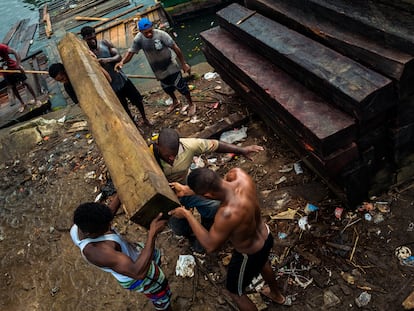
[7,19,29,50]
[75,16,109,21]
[201,27,356,158]
[245,0,414,100]
[91,4,144,29]
[58,32,180,228]
[118,23,127,48]
[109,25,119,47]
[217,3,396,121]
[190,112,249,139]
[17,24,38,59]
[2,20,22,44]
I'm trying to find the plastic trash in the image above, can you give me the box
[355,291,371,308]
[298,216,310,230]
[304,203,319,215]
[175,255,196,278]
[335,207,344,219]
[293,162,303,174]
[219,126,248,144]
[203,72,219,80]
[395,246,412,260]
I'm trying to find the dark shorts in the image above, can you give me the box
[116,78,143,105]
[4,72,27,86]
[160,71,189,96]
[226,233,274,295]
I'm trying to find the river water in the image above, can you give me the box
[0,0,218,65]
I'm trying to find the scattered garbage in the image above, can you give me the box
[278,164,293,173]
[203,72,219,80]
[407,222,414,232]
[304,203,319,215]
[270,208,297,220]
[298,216,311,230]
[278,232,288,239]
[293,162,303,174]
[219,126,248,144]
[165,98,173,106]
[335,207,344,219]
[324,289,341,308]
[355,291,371,308]
[364,213,372,221]
[275,176,287,185]
[175,255,196,278]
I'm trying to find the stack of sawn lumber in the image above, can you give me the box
[200,1,414,206]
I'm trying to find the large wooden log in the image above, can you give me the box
[201,27,356,159]
[58,32,179,228]
[216,3,395,121]
[245,0,414,100]
[304,0,414,55]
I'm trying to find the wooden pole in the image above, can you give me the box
[0,69,157,80]
[75,16,109,21]
[58,32,179,228]
[0,69,49,74]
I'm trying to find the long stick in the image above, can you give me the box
[0,69,157,79]
[126,74,157,79]
[0,69,49,74]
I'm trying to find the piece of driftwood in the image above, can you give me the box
[216,3,395,121]
[58,32,179,228]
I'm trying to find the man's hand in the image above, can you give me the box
[241,145,264,161]
[114,61,123,72]
[149,213,167,235]
[182,63,191,74]
[168,206,189,219]
[169,182,193,197]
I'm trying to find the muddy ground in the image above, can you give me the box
[1,64,414,311]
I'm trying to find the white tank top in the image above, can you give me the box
[70,224,140,283]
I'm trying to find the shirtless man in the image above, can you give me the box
[168,167,290,310]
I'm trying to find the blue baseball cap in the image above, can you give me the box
[138,18,153,31]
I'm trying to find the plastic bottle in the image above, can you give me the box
[355,291,371,307]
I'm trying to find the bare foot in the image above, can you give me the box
[166,100,180,114]
[180,104,189,114]
[143,118,153,126]
[260,285,291,306]
[188,104,196,117]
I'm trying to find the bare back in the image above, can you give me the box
[214,168,268,254]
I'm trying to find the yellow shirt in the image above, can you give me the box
[161,138,219,184]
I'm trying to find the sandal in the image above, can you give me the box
[18,105,25,113]
[166,100,180,114]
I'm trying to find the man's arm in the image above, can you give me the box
[98,40,122,64]
[170,43,191,74]
[83,213,167,280]
[169,206,234,253]
[216,141,264,161]
[115,51,135,71]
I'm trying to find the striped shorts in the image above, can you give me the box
[119,246,172,310]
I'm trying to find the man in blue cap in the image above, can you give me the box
[116,18,196,117]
